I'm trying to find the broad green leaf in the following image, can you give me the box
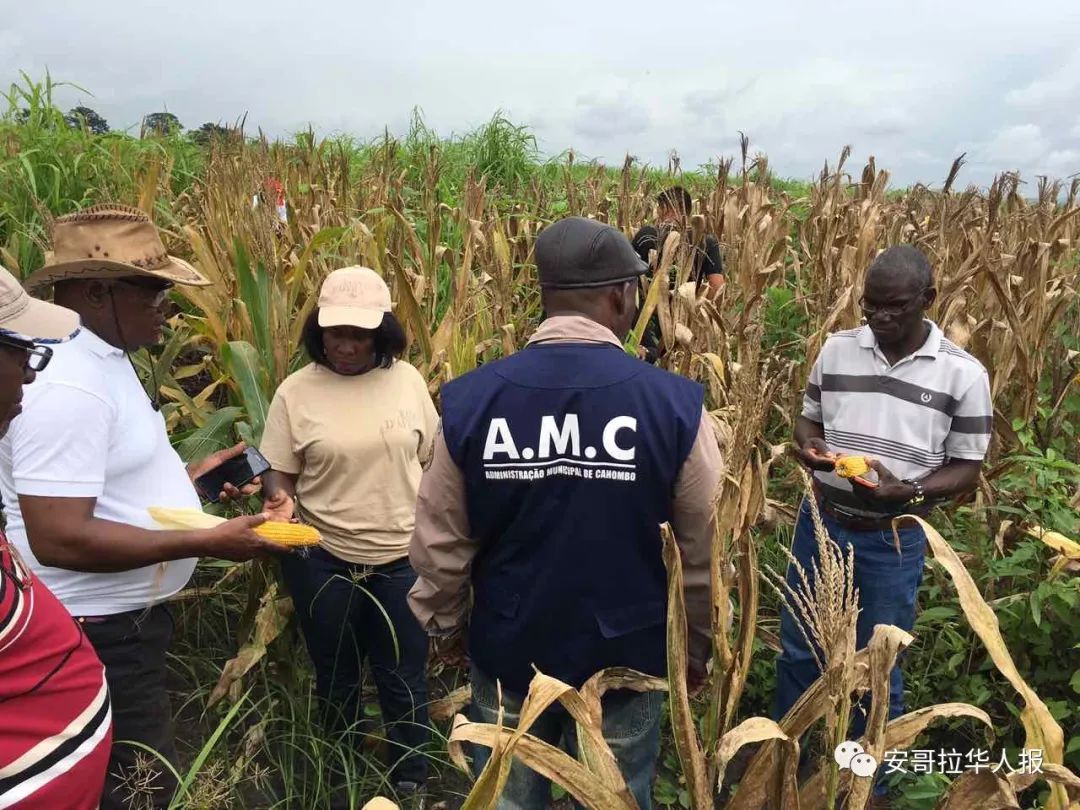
[174,406,243,463]
[221,341,271,445]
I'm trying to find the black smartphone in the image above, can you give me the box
[194,447,271,503]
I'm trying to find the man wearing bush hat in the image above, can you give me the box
[409,216,724,808]
[0,205,278,810]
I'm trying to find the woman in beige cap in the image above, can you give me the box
[259,266,438,806]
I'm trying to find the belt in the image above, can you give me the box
[75,604,169,624]
[820,500,909,531]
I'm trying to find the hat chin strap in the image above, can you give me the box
[108,288,161,412]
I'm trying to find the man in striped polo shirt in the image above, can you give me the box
[776,246,992,781]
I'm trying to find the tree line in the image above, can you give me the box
[18,105,237,145]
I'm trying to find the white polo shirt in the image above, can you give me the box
[801,320,992,518]
[0,328,200,616]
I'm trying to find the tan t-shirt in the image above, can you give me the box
[259,360,439,565]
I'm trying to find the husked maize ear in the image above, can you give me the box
[148,507,321,547]
[149,506,225,530]
[252,521,321,547]
[834,455,871,478]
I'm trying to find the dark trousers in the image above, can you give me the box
[281,548,431,785]
[775,500,927,731]
[80,604,177,810]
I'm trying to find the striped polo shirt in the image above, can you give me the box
[802,320,992,518]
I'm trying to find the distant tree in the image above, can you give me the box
[190,121,231,146]
[142,111,182,137]
[65,106,109,134]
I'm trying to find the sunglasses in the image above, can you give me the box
[859,287,927,318]
[112,277,175,307]
[0,333,53,372]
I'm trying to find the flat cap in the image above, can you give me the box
[535,216,647,289]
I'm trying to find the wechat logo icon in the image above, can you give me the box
[835,741,879,778]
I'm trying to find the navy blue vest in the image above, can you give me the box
[440,341,704,692]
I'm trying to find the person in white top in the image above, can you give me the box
[0,205,278,810]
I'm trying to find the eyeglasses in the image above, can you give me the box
[859,287,927,317]
[112,278,174,307]
[0,334,53,372]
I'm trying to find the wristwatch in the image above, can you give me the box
[902,478,926,506]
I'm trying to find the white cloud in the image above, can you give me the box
[1045,149,1080,176]
[862,108,914,138]
[573,95,650,141]
[1006,51,1080,108]
[3,0,1080,187]
[975,124,1049,166]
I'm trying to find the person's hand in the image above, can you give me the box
[263,491,295,523]
[199,513,279,561]
[686,660,708,698]
[794,438,837,472]
[186,442,263,501]
[433,628,469,670]
[851,459,915,505]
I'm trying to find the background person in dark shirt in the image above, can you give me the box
[632,186,724,362]
[632,186,725,297]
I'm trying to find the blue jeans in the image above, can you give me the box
[469,665,664,809]
[775,499,927,738]
[280,548,431,785]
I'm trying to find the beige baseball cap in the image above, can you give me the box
[317,266,392,330]
[0,264,80,343]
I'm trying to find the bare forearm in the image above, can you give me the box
[916,459,982,500]
[794,416,825,447]
[29,517,209,572]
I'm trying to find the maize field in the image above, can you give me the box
[2,75,1079,809]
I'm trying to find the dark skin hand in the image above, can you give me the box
[21,496,276,572]
[687,662,708,698]
[22,444,277,571]
[850,457,983,506]
[187,441,264,502]
[793,416,837,472]
[433,627,470,670]
[261,469,299,522]
[794,418,982,504]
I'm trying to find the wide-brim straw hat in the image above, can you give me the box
[23,204,211,293]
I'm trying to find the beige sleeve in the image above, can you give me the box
[408,429,476,634]
[416,378,440,469]
[671,407,724,670]
[259,389,302,474]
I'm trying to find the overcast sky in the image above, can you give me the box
[3,0,1078,188]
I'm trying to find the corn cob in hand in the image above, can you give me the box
[832,455,878,489]
[148,507,321,547]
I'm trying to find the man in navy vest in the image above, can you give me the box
[408,216,723,809]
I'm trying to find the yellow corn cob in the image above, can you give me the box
[833,455,871,479]
[148,507,321,547]
[252,521,321,547]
